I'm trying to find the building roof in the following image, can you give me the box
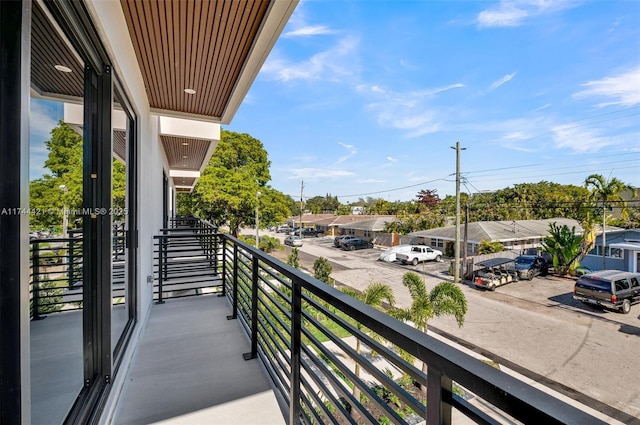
[338,216,396,231]
[409,218,591,243]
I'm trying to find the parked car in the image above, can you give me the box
[334,235,358,247]
[513,255,548,280]
[284,235,303,247]
[341,238,373,251]
[573,270,640,314]
[397,246,443,266]
[276,225,292,233]
[301,228,323,237]
[378,244,413,262]
[290,228,323,238]
[473,258,519,291]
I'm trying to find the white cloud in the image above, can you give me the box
[551,124,613,153]
[261,36,359,82]
[477,0,577,28]
[386,156,398,162]
[362,83,462,137]
[534,103,551,111]
[356,178,386,184]
[288,168,355,180]
[284,25,336,37]
[335,142,357,163]
[572,66,640,107]
[30,101,59,139]
[486,72,517,92]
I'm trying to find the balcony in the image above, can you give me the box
[30,219,608,424]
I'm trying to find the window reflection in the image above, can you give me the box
[29,2,85,423]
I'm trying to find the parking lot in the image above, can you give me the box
[259,229,640,423]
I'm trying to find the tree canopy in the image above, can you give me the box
[181,130,291,236]
[29,121,127,231]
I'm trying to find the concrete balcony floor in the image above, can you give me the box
[112,294,285,425]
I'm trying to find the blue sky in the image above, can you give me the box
[226,0,640,202]
[29,1,639,203]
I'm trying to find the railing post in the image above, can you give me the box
[68,237,75,288]
[218,236,225,297]
[32,242,42,321]
[242,255,259,360]
[426,366,452,425]
[213,226,219,276]
[226,242,237,318]
[156,235,165,304]
[289,277,302,424]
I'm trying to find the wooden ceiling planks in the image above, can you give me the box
[120,0,271,119]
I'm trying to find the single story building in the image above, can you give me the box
[403,218,615,256]
[582,229,640,273]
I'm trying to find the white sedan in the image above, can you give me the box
[284,235,303,247]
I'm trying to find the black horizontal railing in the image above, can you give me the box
[156,219,606,425]
[30,236,84,320]
[29,224,128,320]
[152,223,221,303]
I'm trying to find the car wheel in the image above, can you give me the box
[526,270,534,280]
[434,255,441,262]
[489,283,496,291]
[411,258,418,266]
[368,243,373,248]
[350,245,355,251]
[621,299,631,314]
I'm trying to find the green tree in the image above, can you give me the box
[340,282,395,416]
[258,235,284,253]
[287,247,300,269]
[585,174,636,268]
[477,240,504,254]
[30,122,127,230]
[313,257,333,285]
[193,130,271,236]
[394,272,467,396]
[257,186,292,228]
[540,222,582,274]
[44,121,83,178]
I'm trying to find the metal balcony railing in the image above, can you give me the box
[29,225,127,320]
[153,219,606,425]
[30,235,84,320]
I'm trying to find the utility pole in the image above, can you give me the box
[463,202,469,280]
[602,203,607,270]
[300,181,304,232]
[451,142,466,283]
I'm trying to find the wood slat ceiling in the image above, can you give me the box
[161,136,212,171]
[120,0,271,119]
[31,2,84,100]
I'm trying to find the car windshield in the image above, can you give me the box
[515,257,534,265]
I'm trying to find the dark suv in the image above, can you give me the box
[573,270,640,314]
[514,255,549,280]
[291,228,323,238]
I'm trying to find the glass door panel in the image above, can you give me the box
[29,2,85,423]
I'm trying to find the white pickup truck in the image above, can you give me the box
[397,246,443,265]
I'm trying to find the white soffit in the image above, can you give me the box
[169,170,200,179]
[159,116,220,141]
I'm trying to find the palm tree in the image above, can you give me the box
[585,174,636,269]
[394,272,468,396]
[340,282,395,414]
